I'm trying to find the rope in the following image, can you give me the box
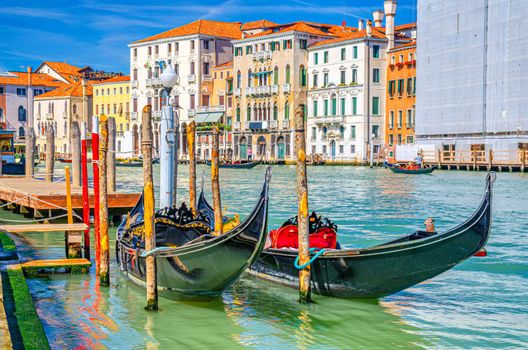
[294,248,326,270]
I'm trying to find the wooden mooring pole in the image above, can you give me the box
[71,121,81,187]
[107,117,116,192]
[142,105,158,310]
[92,115,101,272]
[65,166,73,224]
[64,166,82,258]
[81,122,90,260]
[45,127,55,182]
[99,116,110,286]
[211,126,223,236]
[25,127,35,179]
[187,121,196,212]
[294,106,311,303]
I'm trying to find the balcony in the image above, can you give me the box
[131,112,138,121]
[188,74,196,83]
[234,121,241,130]
[188,109,196,117]
[146,78,163,89]
[131,80,138,89]
[35,114,41,120]
[268,120,278,130]
[46,113,54,120]
[282,84,291,94]
[234,88,241,96]
[244,87,256,95]
[313,115,345,125]
[248,121,269,130]
[281,120,290,129]
[153,110,162,120]
[196,105,225,113]
[271,85,279,94]
[62,113,68,119]
[202,74,212,82]
[388,124,394,130]
[116,131,125,137]
[406,123,414,129]
[253,50,272,61]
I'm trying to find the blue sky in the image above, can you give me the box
[0,0,417,74]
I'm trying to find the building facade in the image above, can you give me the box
[92,76,131,157]
[416,0,528,155]
[128,19,242,158]
[385,42,416,161]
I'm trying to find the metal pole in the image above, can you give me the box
[142,105,158,310]
[107,117,116,192]
[294,106,311,303]
[92,115,101,272]
[369,134,375,168]
[211,126,223,236]
[99,117,110,286]
[159,104,174,208]
[45,127,55,182]
[81,122,90,260]
[71,121,81,187]
[187,121,196,212]
[171,108,179,206]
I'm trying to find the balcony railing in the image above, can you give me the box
[233,121,241,130]
[253,51,272,61]
[234,88,241,96]
[131,112,138,121]
[188,109,196,117]
[188,74,196,83]
[153,110,162,120]
[244,87,256,95]
[282,84,291,93]
[248,121,268,130]
[313,116,345,125]
[281,120,290,129]
[46,113,54,120]
[62,113,68,119]
[388,124,394,130]
[202,74,212,82]
[146,78,163,88]
[271,85,279,94]
[196,105,225,113]
[268,120,278,130]
[116,131,125,137]
[35,114,41,120]
[131,80,138,88]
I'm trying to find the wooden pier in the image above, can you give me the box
[421,149,528,172]
[0,176,140,221]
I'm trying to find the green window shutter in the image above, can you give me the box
[353,46,358,59]
[372,97,379,115]
[285,103,290,119]
[314,53,318,65]
[351,125,356,139]
[331,98,337,115]
[352,97,357,115]
[324,100,328,115]
[341,48,346,60]
[388,80,393,96]
[286,67,290,84]
[340,98,345,115]
[413,77,416,94]
[274,69,278,85]
[247,107,251,120]
[313,100,318,117]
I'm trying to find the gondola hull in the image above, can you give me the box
[388,166,436,174]
[249,174,493,298]
[205,161,259,169]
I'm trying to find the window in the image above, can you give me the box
[19,127,25,138]
[133,98,138,112]
[234,47,243,56]
[339,145,344,154]
[397,79,404,96]
[236,105,240,121]
[203,62,210,75]
[148,46,152,56]
[340,98,345,115]
[0,87,4,94]
[397,134,402,144]
[407,136,414,144]
[323,51,328,63]
[373,68,380,83]
[313,100,318,117]
[388,80,395,97]
[372,125,380,138]
[353,46,358,59]
[340,70,346,84]
[399,54,404,63]
[246,45,253,54]
[17,106,26,121]
[16,88,26,96]
[323,127,327,140]
[352,69,357,83]
[274,66,279,85]
[0,108,3,121]
[190,40,195,50]
[167,43,172,53]
[190,62,195,75]
[133,48,137,58]
[273,104,278,120]
[203,40,209,50]
[154,45,159,55]
[283,39,292,50]
[314,53,318,65]
[175,42,179,51]
[372,97,379,115]
[413,77,416,95]
[299,39,307,49]
[34,89,43,96]
[373,45,380,58]
[247,69,252,87]
[341,48,346,60]
[391,56,395,65]
[312,74,318,87]
[350,144,356,153]
[113,88,116,95]
[285,65,291,84]
[407,78,413,96]
[398,110,403,127]
[352,97,357,115]
[331,95,337,115]
[190,94,195,109]
[284,102,290,119]
[133,69,138,80]
[406,109,413,127]
[389,110,394,128]
[299,66,307,87]
[350,125,356,140]
[323,72,328,86]
[324,99,329,115]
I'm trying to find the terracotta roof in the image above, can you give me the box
[241,20,278,30]
[134,20,243,43]
[389,41,416,52]
[34,80,102,99]
[309,28,386,48]
[395,23,416,31]
[0,71,65,87]
[245,22,336,39]
[93,75,130,85]
[213,61,233,69]
[38,61,84,83]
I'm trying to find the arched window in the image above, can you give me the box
[299,65,306,87]
[331,94,337,116]
[284,102,290,120]
[236,105,241,122]
[246,105,251,121]
[274,66,279,85]
[19,127,25,138]
[247,69,252,87]
[18,106,26,121]
[285,65,291,84]
[73,104,77,114]
[63,122,67,136]
[273,104,278,120]
[236,70,241,88]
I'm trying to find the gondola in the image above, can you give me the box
[388,165,436,174]
[198,173,495,299]
[116,167,272,301]
[57,157,72,163]
[205,160,259,169]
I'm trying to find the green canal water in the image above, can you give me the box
[4,165,528,349]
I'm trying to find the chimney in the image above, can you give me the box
[366,20,372,37]
[27,66,33,73]
[384,0,397,50]
[358,19,364,31]
[341,20,347,27]
[373,10,384,27]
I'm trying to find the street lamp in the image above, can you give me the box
[370,132,376,168]
[159,64,179,208]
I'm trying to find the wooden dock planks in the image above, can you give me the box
[0,223,88,233]
[20,258,91,269]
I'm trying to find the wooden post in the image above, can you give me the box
[81,122,90,260]
[211,126,223,236]
[25,127,35,178]
[522,150,526,172]
[107,117,116,192]
[142,105,158,310]
[98,116,110,286]
[488,149,493,171]
[71,121,81,187]
[294,106,311,303]
[437,149,442,168]
[64,166,82,258]
[0,151,2,176]
[45,127,55,182]
[65,166,73,224]
[92,115,101,272]
[187,121,196,212]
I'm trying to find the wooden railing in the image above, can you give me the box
[420,149,528,170]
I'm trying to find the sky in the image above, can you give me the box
[0,0,418,74]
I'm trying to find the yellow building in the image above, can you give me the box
[92,76,131,156]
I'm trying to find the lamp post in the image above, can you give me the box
[370,132,375,168]
[159,64,178,208]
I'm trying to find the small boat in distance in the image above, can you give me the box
[116,158,159,167]
[57,157,72,163]
[388,165,436,174]
[198,173,495,299]
[205,160,259,169]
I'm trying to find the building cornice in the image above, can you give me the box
[233,31,318,45]
[128,34,232,48]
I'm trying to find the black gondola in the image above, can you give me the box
[116,167,272,301]
[205,160,259,169]
[388,165,436,174]
[198,173,495,299]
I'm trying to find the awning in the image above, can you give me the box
[195,112,224,124]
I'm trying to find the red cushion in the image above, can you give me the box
[270,225,337,249]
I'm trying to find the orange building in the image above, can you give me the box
[385,41,416,160]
